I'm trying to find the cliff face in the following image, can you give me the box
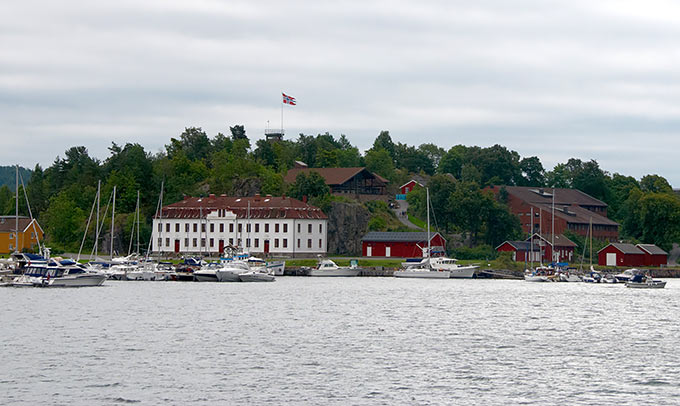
[327,201,370,255]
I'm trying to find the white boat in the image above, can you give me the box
[524,266,554,282]
[309,259,360,277]
[558,272,582,282]
[215,261,250,282]
[394,265,451,279]
[524,272,548,282]
[239,271,276,282]
[625,274,666,288]
[19,259,106,287]
[614,268,642,283]
[266,260,286,276]
[194,266,219,282]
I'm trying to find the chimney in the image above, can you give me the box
[302,195,307,203]
[209,194,215,198]
[254,193,261,201]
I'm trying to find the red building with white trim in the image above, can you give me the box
[399,180,423,195]
[496,233,576,263]
[598,243,668,267]
[361,231,446,257]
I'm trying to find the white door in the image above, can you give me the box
[367,246,372,257]
[606,253,616,266]
[385,246,391,257]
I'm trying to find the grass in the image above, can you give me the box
[408,214,426,229]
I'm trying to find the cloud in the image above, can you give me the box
[2,0,680,185]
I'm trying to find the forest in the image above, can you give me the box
[1,126,678,256]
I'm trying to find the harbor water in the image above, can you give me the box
[2,278,679,405]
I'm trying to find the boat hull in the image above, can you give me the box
[49,274,107,287]
[267,261,286,276]
[309,269,360,277]
[194,272,218,282]
[625,281,666,289]
[394,270,451,279]
[239,272,275,282]
[215,270,243,282]
[447,266,477,278]
[524,275,548,282]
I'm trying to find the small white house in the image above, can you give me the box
[152,194,328,256]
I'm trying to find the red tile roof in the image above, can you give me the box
[157,195,327,220]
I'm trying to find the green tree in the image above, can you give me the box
[230,124,248,141]
[372,130,395,160]
[365,148,396,181]
[288,172,330,200]
[640,174,672,194]
[519,156,545,186]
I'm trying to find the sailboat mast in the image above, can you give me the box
[15,165,18,253]
[551,188,555,263]
[110,186,116,260]
[136,190,140,255]
[426,187,431,258]
[95,180,100,257]
[589,217,593,267]
[530,207,534,268]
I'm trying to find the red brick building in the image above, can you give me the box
[487,186,619,241]
[361,231,446,257]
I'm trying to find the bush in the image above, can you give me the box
[451,244,496,260]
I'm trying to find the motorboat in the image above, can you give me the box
[20,259,106,287]
[558,271,582,282]
[215,261,250,282]
[403,256,477,278]
[266,260,286,276]
[625,274,666,289]
[309,259,360,277]
[614,268,642,283]
[239,270,276,282]
[582,270,602,283]
[524,266,554,282]
[194,264,219,282]
[394,263,450,279]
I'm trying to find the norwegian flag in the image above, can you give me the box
[282,93,296,105]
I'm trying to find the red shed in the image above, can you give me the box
[496,241,533,262]
[496,233,575,263]
[636,244,668,267]
[399,180,423,195]
[598,243,645,267]
[362,231,446,257]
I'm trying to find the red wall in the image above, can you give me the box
[400,181,421,195]
[598,245,645,267]
[642,253,667,267]
[363,234,446,257]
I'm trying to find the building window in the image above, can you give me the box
[219,223,223,233]
[210,238,214,247]
[175,224,180,232]
[201,238,206,247]
[307,239,312,248]
[165,224,170,232]
[247,224,251,233]
[275,239,279,248]
[238,224,242,233]
[283,239,287,248]
[158,238,162,248]
[193,238,197,247]
[307,224,312,233]
[237,238,241,246]
[255,224,259,233]
[193,223,198,233]
[201,224,206,233]
[246,238,251,248]
[298,224,301,233]
[319,239,322,248]
[210,224,214,233]
[265,224,269,233]
[255,239,259,248]
[185,224,189,232]
[297,239,300,248]
[158,223,162,232]
[275,223,280,233]
[230,223,234,233]
[165,238,170,247]
[319,224,322,233]
[184,238,189,247]
[283,224,288,233]
[229,238,234,245]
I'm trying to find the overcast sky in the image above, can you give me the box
[3,0,680,185]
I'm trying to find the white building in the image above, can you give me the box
[151,194,328,256]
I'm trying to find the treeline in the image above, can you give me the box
[0,126,678,254]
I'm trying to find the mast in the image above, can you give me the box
[589,217,593,267]
[551,188,555,263]
[530,207,534,268]
[15,165,18,253]
[110,186,116,260]
[426,187,431,260]
[247,200,251,253]
[136,190,140,255]
[95,180,100,257]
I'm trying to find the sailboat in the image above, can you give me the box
[394,187,451,279]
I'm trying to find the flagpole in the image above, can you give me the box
[281,93,284,133]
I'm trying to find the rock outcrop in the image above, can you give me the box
[327,201,370,255]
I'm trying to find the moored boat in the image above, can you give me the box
[625,274,666,289]
[309,259,360,277]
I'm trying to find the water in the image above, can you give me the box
[2,278,680,405]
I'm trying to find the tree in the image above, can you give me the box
[230,124,247,141]
[288,172,330,200]
[365,148,395,181]
[372,130,395,160]
[639,192,680,250]
[640,174,672,194]
[438,145,467,178]
[166,127,211,162]
[519,156,545,186]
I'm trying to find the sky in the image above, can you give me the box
[2,0,680,185]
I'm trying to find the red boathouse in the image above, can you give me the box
[361,231,446,257]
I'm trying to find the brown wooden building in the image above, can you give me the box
[284,167,389,198]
